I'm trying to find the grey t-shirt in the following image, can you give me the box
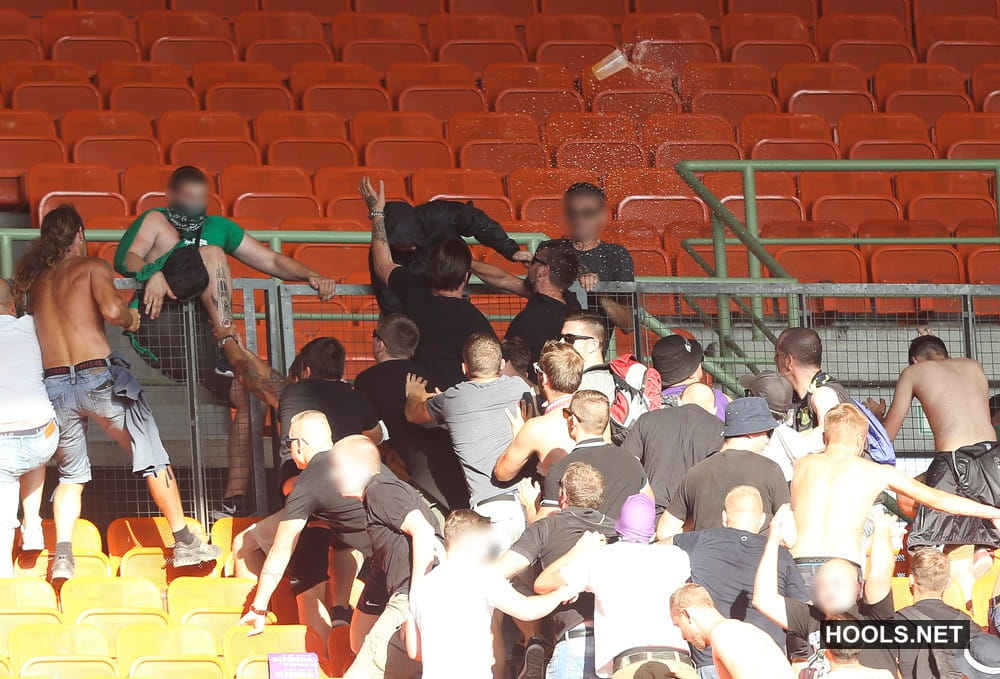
[426,375,533,505]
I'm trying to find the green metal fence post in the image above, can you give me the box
[742,165,765,339]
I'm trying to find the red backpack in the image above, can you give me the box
[606,354,662,443]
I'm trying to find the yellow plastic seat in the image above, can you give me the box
[9,624,111,677]
[77,609,170,649]
[117,624,216,676]
[17,518,103,555]
[129,655,228,679]
[0,578,57,608]
[235,656,268,679]
[107,517,205,572]
[60,577,163,621]
[971,558,1000,627]
[181,608,248,655]
[222,625,324,676]
[16,551,111,579]
[119,547,218,591]
[166,577,255,621]
[0,656,10,676]
[891,576,914,610]
[0,608,62,656]
[208,518,258,576]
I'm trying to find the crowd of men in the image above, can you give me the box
[4,169,1000,679]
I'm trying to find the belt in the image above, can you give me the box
[557,625,594,643]
[0,419,56,438]
[613,647,694,673]
[475,491,518,506]
[43,358,110,377]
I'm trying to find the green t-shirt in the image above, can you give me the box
[114,208,246,277]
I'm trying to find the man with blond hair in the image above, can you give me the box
[670,583,795,679]
[560,312,615,403]
[790,403,1000,590]
[495,340,584,483]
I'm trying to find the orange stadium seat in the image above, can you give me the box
[170,0,257,20]
[525,14,616,71]
[109,83,198,120]
[192,61,291,118]
[761,220,854,239]
[738,113,837,160]
[385,61,477,98]
[192,60,283,93]
[871,246,964,313]
[97,59,188,97]
[640,113,741,168]
[705,172,804,227]
[40,9,139,69]
[221,164,313,201]
[6,60,101,116]
[292,243,375,282]
[354,0,444,20]
[350,111,449,168]
[580,64,680,119]
[776,62,876,124]
[874,63,972,126]
[837,112,936,159]
[332,12,429,72]
[857,219,950,259]
[158,110,250,147]
[293,63,391,121]
[555,141,646,172]
[954,219,1000,257]
[448,111,545,172]
[721,13,817,75]
[808,178,903,230]
[0,135,66,206]
[5,0,72,16]
[935,112,1000,158]
[618,196,709,232]
[822,0,911,34]
[510,167,599,227]
[487,62,583,123]
[411,167,504,200]
[137,9,229,50]
[895,171,996,231]
[799,170,893,204]
[817,14,915,75]
[0,35,43,61]
[315,166,408,203]
[913,0,999,20]
[633,0,724,28]
[895,170,991,203]
[679,62,779,125]
[76,0,164,12]
[774,246,870,313]
[447,111,539,147]
[921,20,1000,78]
[729,0,816,26]
[290,60,381,95]
[0,9,30,34]
[603,166,692,204]
[0,110,56,137]
[427,13,524,72]
[544,112,637,149]
[123,163,184,209]
[350,110,442,148]
[60,109,161,169]
[388,62,485,119]
[623,12,711,42]
[27,162,125,221]
[235,11,331,75]
[253,110,354,171]
[259,0,351,20]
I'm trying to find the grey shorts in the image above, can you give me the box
[44,366,135,484]
[0,420,58,530]
[349,591,409,679]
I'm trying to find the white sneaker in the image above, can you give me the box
[20,522,44,552]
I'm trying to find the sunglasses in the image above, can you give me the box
[559,332,594,344]
[562,408,579,421]
[283,436,308,447]
[531,255,548,266]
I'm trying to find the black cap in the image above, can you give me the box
[652,335,704,387]
[955,635,1000,678]
[739,371,793,419]
[723,397,779,438]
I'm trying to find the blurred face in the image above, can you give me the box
[671,609,708,650]
[456,527,497,563]
[813,562,862,614]
[565,194,607,243]
[168,180,210,218]
[328,450,370,498]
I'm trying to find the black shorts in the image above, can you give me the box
[356,561,389,616]
[286,525,371,596]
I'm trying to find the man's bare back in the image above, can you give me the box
[791,453,886,562]
[887,358,995,452]
[31,256,137,369]
[711,619,795,679]
[495,409,574,481]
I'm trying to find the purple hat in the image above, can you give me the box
[615,494,656,543]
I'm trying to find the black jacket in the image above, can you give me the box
[371,200,520,313]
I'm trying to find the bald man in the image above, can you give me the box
[330,435,442,679]
[680,383,720,417]
[0,278,56,576]
[237,411,371,643]
[671,487,808,677]
[671,583,795,679]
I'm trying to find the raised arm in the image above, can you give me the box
[404,374,437,426]
[213,329,286,409]
[884,465,1000,524]
[864,508,895,605]
[361,177,399,285]
[534,531,605,594]
[879,369,915,441]
[470,260,530,297]
[494,405,535,482]
[90,261,139,331]
[232,235,335,301]
[240,516,306,635]
[752,504,795,630]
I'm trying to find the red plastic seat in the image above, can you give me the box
[163,112,259,174]
[150,37,237,74]
[641,112,740,168]
[775,246,869,313]
[332,13,428,73]
[482,62,574,101]
[721,13,817,74]
[618,195,709,229]
[236,12,331,75]
[895,171,995,232]
[544,112,637,148]
[41,9,132,46]
[956,220,1000,257]
[97,60,187,94]
[137,10,228,49]
[679,62,778,125]
[967,246,1000,313]
[411,169,512,220]
[365,139,453,170]
[603,167,692,202]
[908,195,997,232]
[632,0,723,27]
[896,170,991,202]
[0,110,55,137]
[253,110,354,171]
[289,62,389,119]
[775,62,875,124]
[207,83,292,118]
[259,0,350,20]
[821,0,912,38]
[837,113,936,159]
[27,162,124,221]
[291,243,371,282]
[913,0,999,20]
[353,0,444,21]
[448,112,545,171]
[448,111,539,147]
[350,111,440,146]
[0,9,30,33]
[579,64,680,119]
[874,63,971,126]
[123,163,183,209]
[0,136,65,205]
[918,16,1000,81]
[762,220,854,239]
[972,64,1000,112]
[159,110,248,145]
[817,13,914,75]
[813,195,902,231]
[232,196,323,229]
[870,246,964,313]
[314,166,408,206]
[495,92,584,125]
[508,167,599,222]
[109,82,197,119]
[12,83,101,116]
[169,0,257,20]
[555,141,646,172]
[220,164,312,200]
[525,14,616,71]
[729,0,816,25]
[427,13,524,73]
[0,35,42,61]
[60,110,161,169]
[192,60,283,92]
[858,218,950,253]
[738,113,837,160]
[935,112,1000,158]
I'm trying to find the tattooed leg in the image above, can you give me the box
[197,245,235,331]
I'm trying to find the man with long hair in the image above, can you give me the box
[14,204,220,581]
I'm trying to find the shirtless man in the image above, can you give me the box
[866,334,998,576]
[494,340,583,483]
[824,626,896,679]
[670,582,795,679]
[13,204,220,581]
[790,403,1000,595]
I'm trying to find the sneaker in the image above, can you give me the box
[50,554,74,583]
[172,536,223,568]
[329,605,354,628]
[215,351,235,378]
[20,522,44,552]
[210,495,251,520]
[518,638,547,679]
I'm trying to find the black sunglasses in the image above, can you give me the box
[531,255,548,266]
[283,436,303,447]
[559,332,594,344]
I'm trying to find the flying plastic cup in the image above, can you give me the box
[591,48,630,80]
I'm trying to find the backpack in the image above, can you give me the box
[605,354,662,444]
[896,606,965,679]
[852,398,897,466]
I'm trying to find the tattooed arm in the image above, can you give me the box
[214,329,287,409]
[360,177,399,284]
[232,236,336,302]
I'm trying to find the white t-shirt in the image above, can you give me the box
[760,424,823,481]
[410,558,519,679]
[562,542,691,678]
[0,315,55,429]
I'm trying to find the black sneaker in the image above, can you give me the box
[215,351,235,378]
[50,554,74,583]
[518,637,548,679]
[210,495,251,520]
[172,536,223,568]
[329,605,354,628]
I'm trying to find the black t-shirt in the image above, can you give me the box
[893,598,983,679]
[363,471,441,596]
[673,527,808,667]
[621,405,724,515]
[283,451,370,553]
[785,592,897,675]
[541,440,647,519]
[354,358,437,456]
[510,506,618,637]
[505,292,574,364]
[279,379,379,447]
[543,239,634,334]
[667,449,790,530]
[388,266,495,390]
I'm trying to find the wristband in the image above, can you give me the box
[218,334,238,350]
[249,605,267,616]
[369,209,385,219]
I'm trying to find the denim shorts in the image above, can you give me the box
[44,366,131,485]
[0,420,58,529]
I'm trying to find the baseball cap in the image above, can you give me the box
[615,494,656,544]
[955,635,1000,678]
[739,371,793,419]
[723,397,779,438]
[651,335,703,387]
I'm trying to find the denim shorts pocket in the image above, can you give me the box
[86,378,118,417]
